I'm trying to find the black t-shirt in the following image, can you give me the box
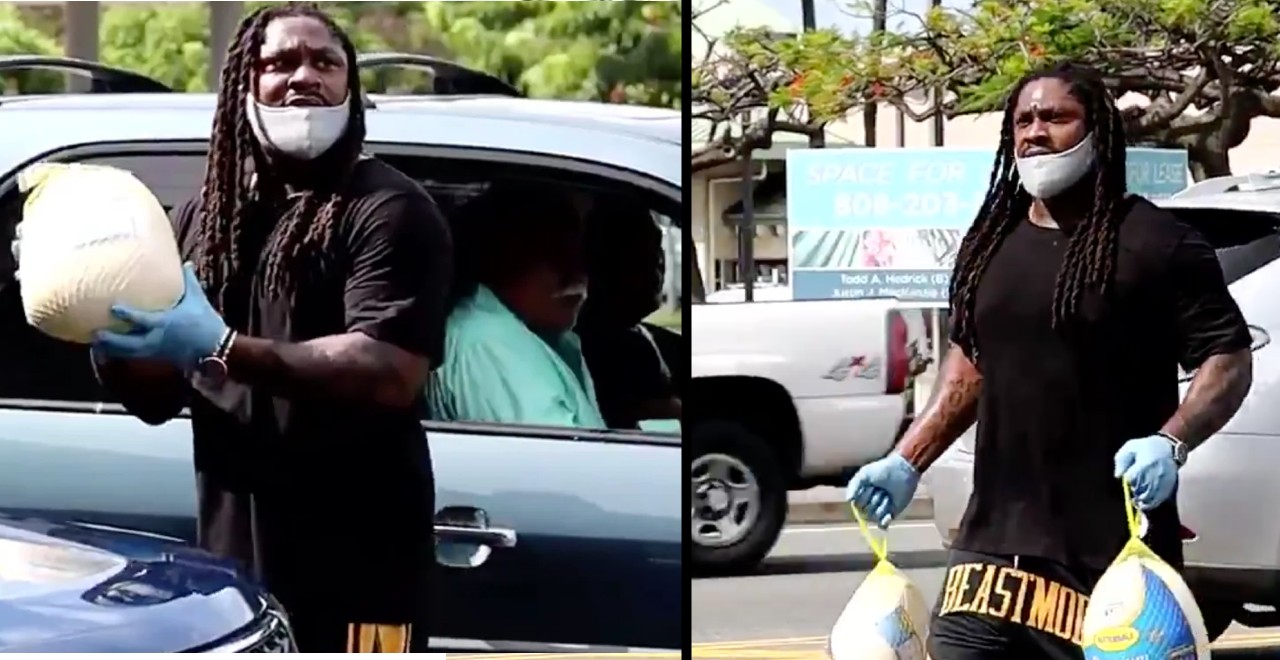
[952,196,1251,570]
[171,158,452,622]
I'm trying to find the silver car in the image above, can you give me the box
[925,171,1280,642]
[0,54,682,652]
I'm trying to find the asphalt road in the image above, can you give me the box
[692,522,1280,659]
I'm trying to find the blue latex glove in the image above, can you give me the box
[845,452,921,528]
[1114,435,1179,511]
[91,262,228,371]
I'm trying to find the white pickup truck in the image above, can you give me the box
[691,289,932,571]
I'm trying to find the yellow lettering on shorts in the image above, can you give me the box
[1027,575,1060,633]
[1072,593,1089,646]
[954,563,980,612]
[1008,569,1031,624]
[969,564,996,615]
[987,566,1015,619]
[347,623,412,653]
[1054,585,1076,641]
[940,564,965,614]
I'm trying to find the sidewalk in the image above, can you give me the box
[787,484,933,525]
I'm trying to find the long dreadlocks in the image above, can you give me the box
[948,62,1128,361]
[195,2,366,312]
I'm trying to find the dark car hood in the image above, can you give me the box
[0,515,264,653]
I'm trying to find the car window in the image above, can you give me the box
[1167,206,1280,284]
[0,147,681,436]
[646,214,682,333]
[379,153,683,434]
[82,154,206,213]
[0,153,203,404]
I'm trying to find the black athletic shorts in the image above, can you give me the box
[928,549,1105,660]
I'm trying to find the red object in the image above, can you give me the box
[861,229,897,267]
[886,311,910,395]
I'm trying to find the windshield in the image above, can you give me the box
[1166,206,1280,284]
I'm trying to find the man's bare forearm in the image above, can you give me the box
[1162,349,1253,449]
[226,333,427,408]
[895,349,983,472]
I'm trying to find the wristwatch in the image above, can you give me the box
[1158,431,1189,467]
[196,328,237,387]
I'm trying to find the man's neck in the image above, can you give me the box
[1027,179,1095,233]
[258,151,346,197]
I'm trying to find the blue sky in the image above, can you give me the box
[753,0,974,35]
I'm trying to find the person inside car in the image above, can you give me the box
[427,183,606,429]
[576,197,681,430]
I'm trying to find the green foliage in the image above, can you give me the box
[419,1,683,106]
[0,4,62,94]
[699,0,1280,177]
[100,3,211,92]
[3,1,681,107]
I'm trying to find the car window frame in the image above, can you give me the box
[0,139,681,448]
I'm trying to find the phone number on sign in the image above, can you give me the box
[834,192,980,218]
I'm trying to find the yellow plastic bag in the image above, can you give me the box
[16,162,184,344]
[826,503,930,660]
[1079,479,1211,659]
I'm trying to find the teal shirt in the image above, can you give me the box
[427,286,607,429]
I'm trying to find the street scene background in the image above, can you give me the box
[693,0,1280,656]
[0,1,684,656]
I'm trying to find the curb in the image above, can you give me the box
[786,496,934,525]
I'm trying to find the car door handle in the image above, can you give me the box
[436,525,517,549]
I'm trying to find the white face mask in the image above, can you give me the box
[245,93,351,161]
[1015,133,1096,199]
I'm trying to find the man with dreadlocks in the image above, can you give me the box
[90,3,451,653]
[846,63,1253,658]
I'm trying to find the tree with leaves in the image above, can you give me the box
[694,0,1280,179]
[3,1,681,108]
[0,4,62,94]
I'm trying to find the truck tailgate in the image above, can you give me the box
[692,298,899,398]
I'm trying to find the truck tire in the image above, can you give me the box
[690,420,787,574]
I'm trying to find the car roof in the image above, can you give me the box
[1158,172,1280,214]
[0,93,681,186]
[1158,191,1280,214]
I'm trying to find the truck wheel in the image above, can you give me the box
[690,420,787,574]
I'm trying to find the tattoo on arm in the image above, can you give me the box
[226,333,430,408]
[1162,349,1253,449]
[895,349,983,472]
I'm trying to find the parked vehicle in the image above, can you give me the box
[691,285,932,572]
[0,54,682,651]
[702,283,793,303]
[0,514,292,652]
[925,171,1280,642]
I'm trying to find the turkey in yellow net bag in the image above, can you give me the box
[826,503,930,660]
[15,162,184,344]
[1079,478,1211,659]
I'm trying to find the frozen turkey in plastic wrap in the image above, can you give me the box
[1079,479,1211,659]
[14,162,185,344]
[827,504,930,660]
